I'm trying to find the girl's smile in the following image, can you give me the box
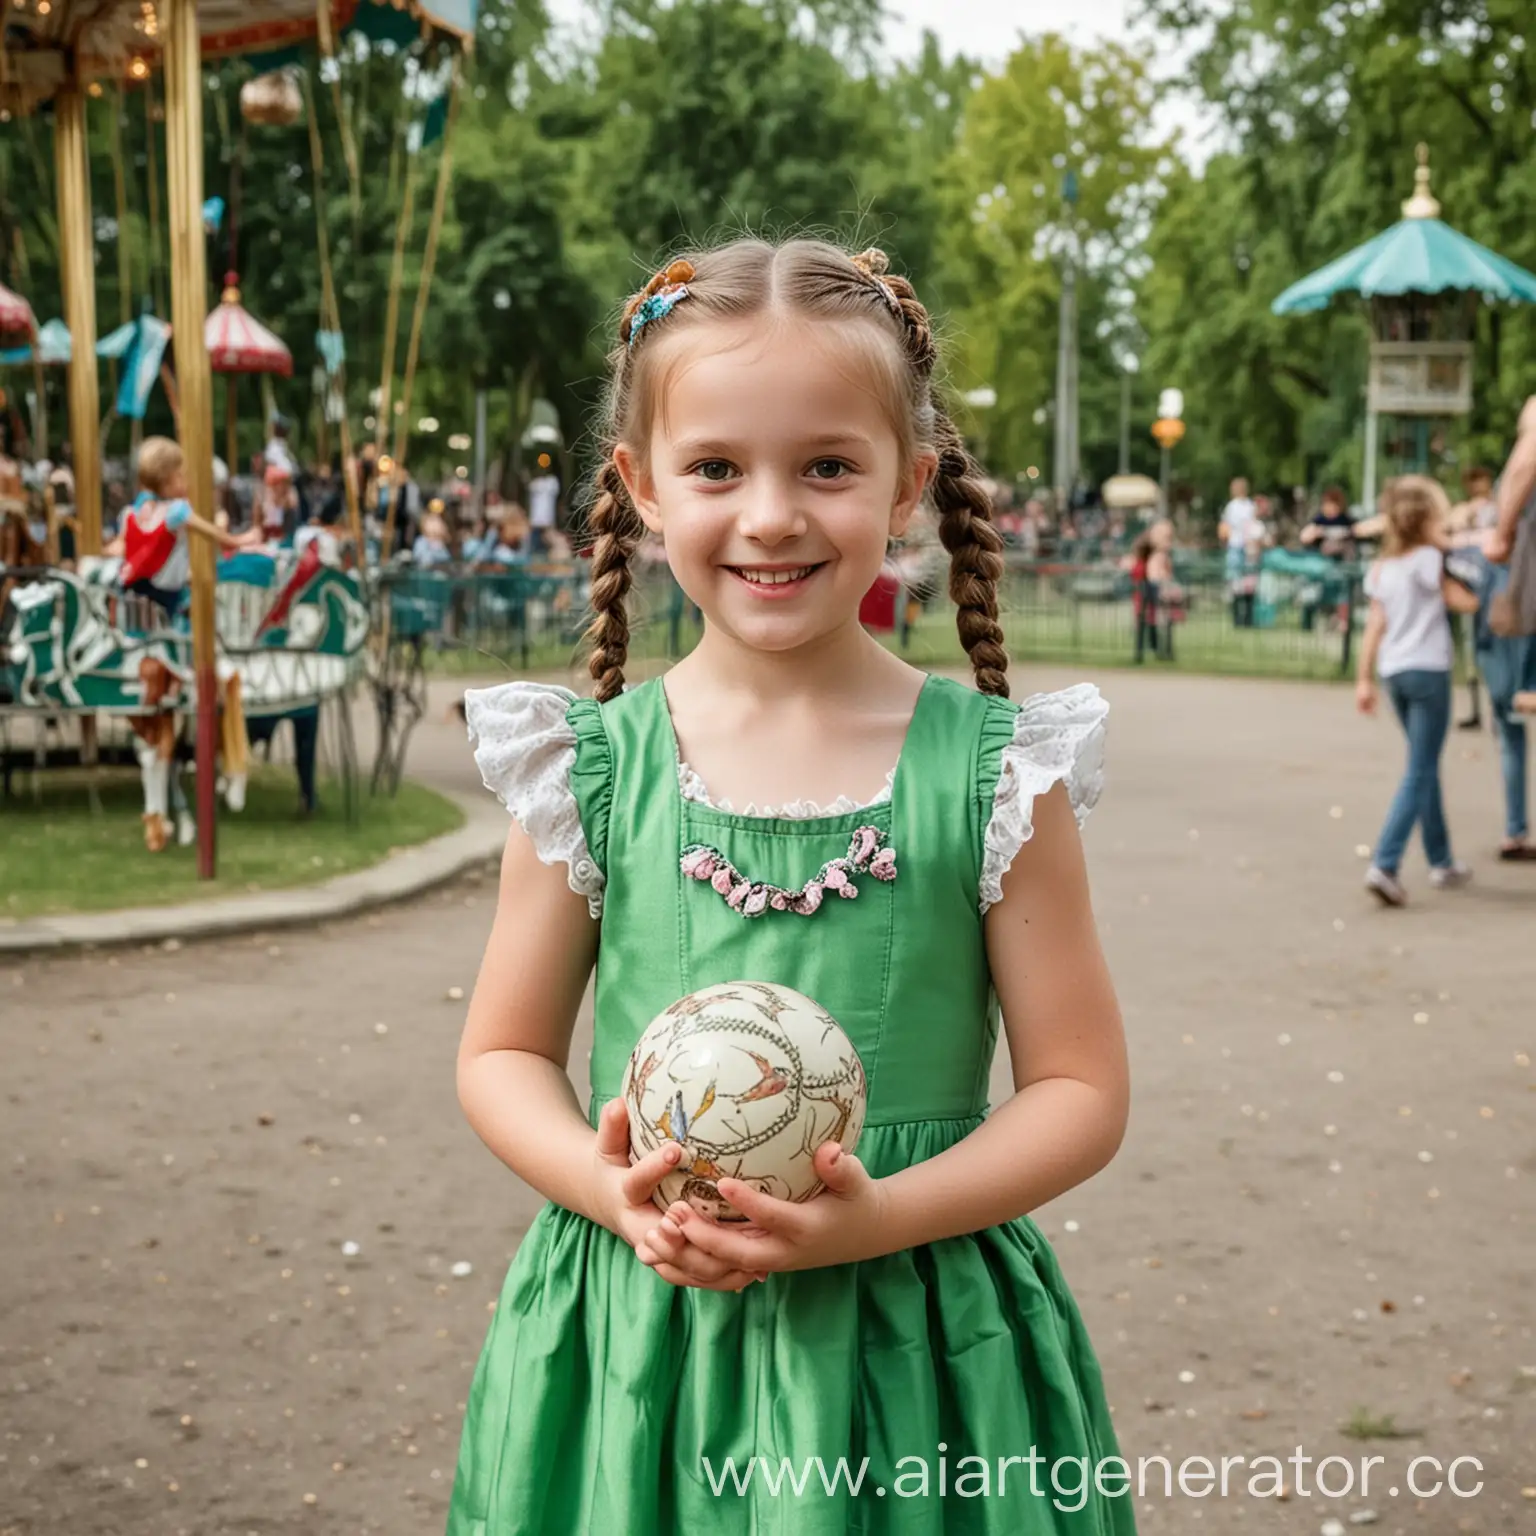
[724,561,827,597]
[616,316,931,657]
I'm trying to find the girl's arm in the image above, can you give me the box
[1441,574,1480,615]
[185,510,258,553]
[459,823,765,1291]
[1356,598,1385,712]
[456,823,608,1219]
[1489,396,1536,562]
[872,783,1129,1249]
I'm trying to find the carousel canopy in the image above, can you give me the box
[1273,147,1536,315]
[0,280,38,340]
[1,0,475,113]
[1101,473,1162,511]
[206,282,293,376]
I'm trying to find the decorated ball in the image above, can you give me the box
[621,981,867,1221]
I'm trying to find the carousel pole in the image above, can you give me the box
[163,0,219,879]
[382,64,461,562]
[53,86,103,554]
[300,69,363,549]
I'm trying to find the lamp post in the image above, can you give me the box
[962,385,997,469]
[1053,168,1080,514]
[1151,387,1185,516]
[1118,353,1139,476]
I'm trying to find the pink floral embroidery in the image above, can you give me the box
[681,848,718,880]
[677,825,896,919]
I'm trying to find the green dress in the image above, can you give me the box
[451,673,1133,1535]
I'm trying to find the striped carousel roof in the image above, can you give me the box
[1,0,475,115]
[0,280,38,340]
[205,279,293,376]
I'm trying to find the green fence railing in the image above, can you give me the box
[374,551,1367,683]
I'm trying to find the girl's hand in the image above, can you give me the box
[589,1099,766,1293]
[646,1143,890,1277]
[1355,679,1377,715]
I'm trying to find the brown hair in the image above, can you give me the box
[581,238,1008,701]
[1378,474,1448,556]
[137,436,185,498]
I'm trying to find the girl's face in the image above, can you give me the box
[164,466,189,500]
[617,318,934,657]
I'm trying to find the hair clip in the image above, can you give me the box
[627,283,691,349]
[851,248,903,321]
[624,259,697,350]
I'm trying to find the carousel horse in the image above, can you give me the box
[2,551,367,848]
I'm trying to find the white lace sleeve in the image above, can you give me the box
[463,681,606,918]
[979,683,1108,913]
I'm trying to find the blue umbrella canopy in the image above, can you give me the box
[1272,147,1536,315]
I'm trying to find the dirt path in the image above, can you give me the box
[3,665,1532,1534]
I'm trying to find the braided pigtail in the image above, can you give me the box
[854,248,1008,698]
[582,257,700,700]
[582,457,645,703]
[931,416,1009,697]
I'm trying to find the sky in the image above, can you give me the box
[881,0,1142,62]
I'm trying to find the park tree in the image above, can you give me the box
[936,34,1166,484]
[1139,0,1536,504]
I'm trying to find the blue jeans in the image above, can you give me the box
[1373,669,1453,874]
[1482,636,1536,840]
[1473,554,1536,840]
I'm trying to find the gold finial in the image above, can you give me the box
[1402,142,1441,220]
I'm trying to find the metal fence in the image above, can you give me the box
[971,551,1364,681]
[377,553,1365,683]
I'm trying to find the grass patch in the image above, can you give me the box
[0,768,463,919]
[1339,1408,1422,1441]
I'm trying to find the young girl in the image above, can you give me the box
[1357,475,1480,905]
[1129,517,1178,662]
[452,239,1132,1533]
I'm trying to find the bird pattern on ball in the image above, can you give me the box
[678,824,897,917]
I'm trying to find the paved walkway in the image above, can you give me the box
[2,663,1533,1534]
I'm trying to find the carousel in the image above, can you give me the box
[1,0,474,869]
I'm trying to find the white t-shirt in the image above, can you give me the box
[1221,496,1257,550]
[1365,545,1451,677]
[528,475,560,529]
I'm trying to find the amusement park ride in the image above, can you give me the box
[1273,144,1536,509]
[1,0,475,872]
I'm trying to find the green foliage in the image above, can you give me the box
[4,0,1534,508]
[1140,0,1536,509]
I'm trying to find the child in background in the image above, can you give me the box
[1357,475,1481,905]
[119,436,258,614]
[450,238,1132,1534]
